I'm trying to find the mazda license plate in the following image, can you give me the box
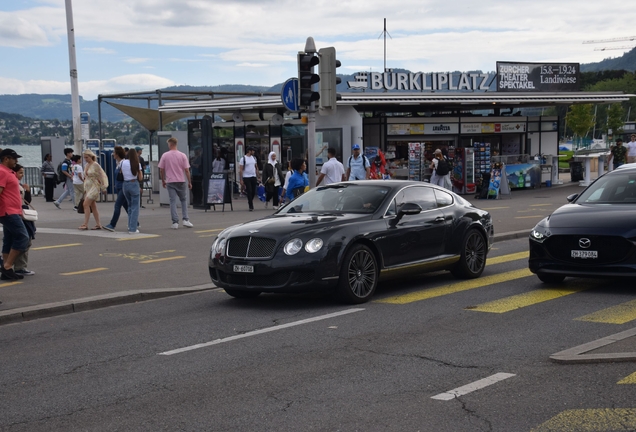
[571,250,598,259]
[233,265,254,273]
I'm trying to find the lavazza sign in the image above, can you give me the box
[347,62,580,93]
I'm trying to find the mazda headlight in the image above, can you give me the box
[530,229,548,243]
[284,238,303,255]
[304,238,324,253]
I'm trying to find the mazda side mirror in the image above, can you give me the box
[566,193,578,203]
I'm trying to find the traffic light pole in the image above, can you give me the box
[307,103,317,187]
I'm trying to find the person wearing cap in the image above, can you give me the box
[239,147,260,211]
[626,134,636,164]
[345,144,370,181]
[0,148,30,280]
[53,148,75,209]
[609,139,627,169]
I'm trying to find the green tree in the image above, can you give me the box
[607,103,625,138]
[566,104,595,142]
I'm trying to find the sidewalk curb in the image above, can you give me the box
[494,229,530,242]
[0,284,217,326]
[550,327,636,364]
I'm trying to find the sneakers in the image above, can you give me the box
[73,206,78,212]
[53,201,60,209]
[182,220,193,228]
[15,269,35,276]
[0,267,24,280]
[102,225,115,232]
[171,223,179,229]
[128,230,140,234]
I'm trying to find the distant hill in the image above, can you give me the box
[1,51,635,122]
[581,47,636,72]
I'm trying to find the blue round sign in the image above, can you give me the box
[281,78,299,112]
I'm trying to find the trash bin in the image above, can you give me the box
[569,161,583,182]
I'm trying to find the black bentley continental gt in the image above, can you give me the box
[209,181,494,303]
[529,165,636,283]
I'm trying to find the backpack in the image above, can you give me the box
[348,155,370,168]
[435,157,450,176]
[57,160,68,184]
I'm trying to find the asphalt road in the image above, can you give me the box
[2,237,636,431]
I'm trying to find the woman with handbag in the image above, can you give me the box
[119,148,143,234]
[263,151,284,209]
[10,164,36,277]
[78,149,108,230]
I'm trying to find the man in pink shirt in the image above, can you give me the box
[0,148,29,281]
[158,137,193,229]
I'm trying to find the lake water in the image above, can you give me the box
[7,144,157,168]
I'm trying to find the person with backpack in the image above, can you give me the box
[345,144,370,181]
[53,148,75,210]
[429,148,451,189]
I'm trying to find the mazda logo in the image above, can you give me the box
[579,238,591,249]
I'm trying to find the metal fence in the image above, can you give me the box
[24,167,43,195]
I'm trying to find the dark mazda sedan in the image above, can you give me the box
[529,165,636,283]
[209,181,493,303]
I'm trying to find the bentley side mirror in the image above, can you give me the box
[391,202,422,226]
[566,193,578,203]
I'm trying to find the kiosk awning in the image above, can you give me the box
[106,101,192,131]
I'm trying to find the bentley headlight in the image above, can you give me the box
[214,238,227,254]
[304,238,324,253]
[530,229,547,243]
[284,238,303,255]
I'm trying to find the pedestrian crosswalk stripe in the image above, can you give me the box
[486,251,528,265]
[531,408,636,431]
[576,299,636,325]
[467,287,585,313]
[618,372,636,384]
[376,269,533,305]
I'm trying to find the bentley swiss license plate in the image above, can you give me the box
[233,265,254,273]
[571,250,598,259]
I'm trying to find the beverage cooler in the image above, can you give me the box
[451,147,475,194]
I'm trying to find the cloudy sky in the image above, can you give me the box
[0,0,633,100]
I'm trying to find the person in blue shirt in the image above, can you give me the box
[285,158,309,201]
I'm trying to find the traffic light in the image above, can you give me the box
[297,52,320,108]
[318,47,342,115]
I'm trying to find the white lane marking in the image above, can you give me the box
[158,308,365,356]
[431,373,516,401]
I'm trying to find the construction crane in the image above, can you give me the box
[583,36,636,44]
[593,46,635,51]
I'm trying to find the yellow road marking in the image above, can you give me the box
[61,268,109,276]
[117,235,160,241]
[531,408,636,431]
[139,256,186,264]
[376,268,533,305]
[514,215,546,219]
[618,372,636,384]
[32,243,82,250]
[467,287,585,313]
[199,234,218,238]
[487,251,528,265]
[529,203,553,207]
[154,250,176,254]
[576,299,636,325]
[0,281,22,288]
[481,206,509,210]
[195,229,224,233]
